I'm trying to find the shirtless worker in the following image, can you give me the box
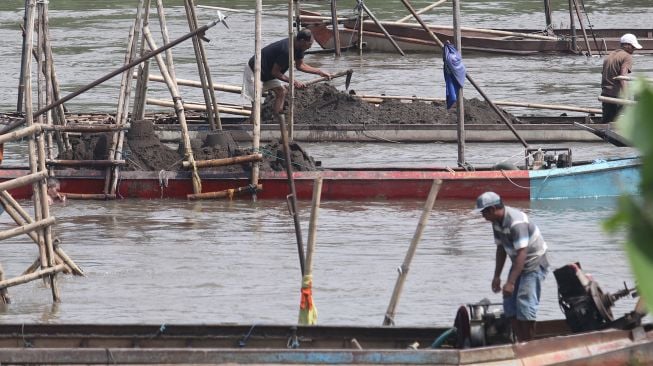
[601,33,643,123]
[241,28,332,118]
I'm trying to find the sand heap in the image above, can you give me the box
[61,120,318,173]
[261,83,519,125]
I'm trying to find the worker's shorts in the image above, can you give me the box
[241,65,283,102]
[503,265,547,321]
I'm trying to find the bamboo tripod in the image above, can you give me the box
[0,0,83,304]
[128,0,261,200]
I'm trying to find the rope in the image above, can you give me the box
[499,169,530,190]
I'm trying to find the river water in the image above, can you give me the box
[0,1,650,326]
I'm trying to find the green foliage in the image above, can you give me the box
[604,79,653,313]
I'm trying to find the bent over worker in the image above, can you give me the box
[475,192,549,342]
[242,28,331,117]
[601,33,643,123]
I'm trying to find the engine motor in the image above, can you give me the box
[554,262,636,332]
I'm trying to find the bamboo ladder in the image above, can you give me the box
[130,0,262,200]
[0,0,83,304]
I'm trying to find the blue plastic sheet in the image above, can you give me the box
[443,43,466,109]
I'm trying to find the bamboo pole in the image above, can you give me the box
[47,160,126,167]
[17,0,29,113]
[251,0,263,199]
[360,3,405,56]
[544,0,553,30]
[357,1,364,54]
[0,217,55,242]
[298,176,323,325]
[62,193,116,200]
[106,3,141,197]
[568,0,577,51]
[182,154,262,168]
[40,0,63,158]
[183,0,221,131]
[330,0,341,56]
[41,124,131,133]
[598,95,635,106]
[571,0,591,56]
[187,184,262,200]
[279,113,305,276]
[383,179,442,326]
[452,0,465,168]
[0,172,48,195]
[0,264,65,290]
[132,0,152,122]
[144,74,242,93]
[146,98,251,116]
[0,124,42,144]
[615,76,653,82]
[288,0,295,140]
[399,0,529,148]
[397,0,447,23]
[380,21,560,41]
[143,25,202,194]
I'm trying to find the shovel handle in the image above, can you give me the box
[304,69,353,87]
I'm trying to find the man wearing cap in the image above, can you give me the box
[476,191,549,342]
[600,33,643,123]
[242,28,332,118]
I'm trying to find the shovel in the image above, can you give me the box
[304,69,353,90]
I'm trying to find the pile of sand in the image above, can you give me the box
[261,83,519,125]
[61,120,318,173]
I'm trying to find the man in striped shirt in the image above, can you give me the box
[476,192,549,342]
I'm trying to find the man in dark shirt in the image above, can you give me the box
[242,29,331,116]
[601,33,642,123]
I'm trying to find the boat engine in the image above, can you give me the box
[554,263,637,332]
[453,299,512,348]
[526,147,572,170]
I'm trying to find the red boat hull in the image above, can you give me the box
[0,168,531,201]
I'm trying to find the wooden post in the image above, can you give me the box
[383,180,441,326]
[452,0,465,167]
[543,0,553,30]
[330,0,341,56]
[183,0,222,131]
[143,26,202,194]
[251,0,263,198]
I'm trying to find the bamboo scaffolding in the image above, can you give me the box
[181,154,262,169]
[187,184,262,200]
[0,192,82,276]
[132,0,152,122]
[143,74,242,93]
[143,25,202,195]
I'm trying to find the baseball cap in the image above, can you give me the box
[620,33,642,49]
[474,191,502,212]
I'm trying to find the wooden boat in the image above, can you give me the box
[0,322,650,364]
[302,13,653,55]
[0,155,640,201]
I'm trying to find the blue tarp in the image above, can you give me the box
[443,43,466,109]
